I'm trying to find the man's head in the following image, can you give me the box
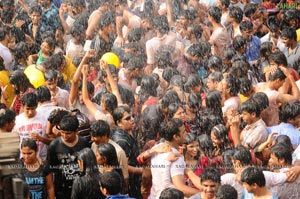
[268,68,286,90]
[216,184,238,199]
[266,16,280,39]
[36,86,51,103]
[200,167,221,198]
[232,145,252,169]
[232,35,247,54]
[44,69,58,92]
[113,105,134,131]
[124,56,144,78]
[90,120,110,145]
[239,98,261,125]
[220,74,240,98]
[0,25,11,43]
[159,118,185,145]
[29,5,42,26]
[153,15,170,35]
[240,20,253,42]
[99,170,122,196]
[22,93,38,119]
[208,6,222,24]
[58,115,79,143]
[241,166,266,193]
[159,188,184,199]
[269,144,293,168]
[38,0,52,9]
[279,101,300,126]
[0,108,16,132]
[281,27,297,48]
[206,72,223,91]
[228,6,243,24]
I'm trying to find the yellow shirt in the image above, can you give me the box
[0,70,15,107]
[24,64,45,88]
[62,56,76,83]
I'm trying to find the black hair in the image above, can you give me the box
[77,148,99,176]
[42,37,55,50]
[22,93,38,107]
[216,184,238,199]
[271,144,292,165]
[281,27,297,41]
[97,143,119,167]
[232,35,247,52]
[159,118,184,141]
[154,50,173,69]
[201,167,221,183]
[187,92,201,111]
[229,6,243,23]
[186,43,202,57]
[21,138,37,151]
[125,56,144,70]
[211,124,231,151]
[98,10,115,30]
[239,77,252,96]
[208,56,223,72]
[70,23,85,37]
[153,15,170,34]
[252,92,269,111]
[167,103,185,118]
[223,48,236,61]
[185,74,202,92]
[208,6,222,23]
[90,120,111,137]
[112,105,131,124]
[99,171,122,195]
[239,20,253,32]
[44,69,58,82]
[241,166,265,187]
[127,28,142,42]
[205,91,223,118]
[12,41,28,64]
[268,68,286,81]
[224,74,240,96]
[9,70,33,95]
[260,42,273,59]
[59,115,79,132]
[0,25,11,41]
[159,188,184,199]
[160,90,182,110]
[198,134,214,158]
[35,86,51,103]
[220,0,230,8]
[48,109,70,125]
[0,108,16,128]
[275,135,293,152]
[138,75,157,104]
[266,15,280,32]
[279,100,300,123]
[118,84,135,107]
[162,67,180,83]
[232,145,252,166]
[79,81,95,95]
[29,5,42,15]
[189,24,203,41]
[101,92,117,114]
[43,52,65,70]
[239,98,261,117]
[244,3,258,18]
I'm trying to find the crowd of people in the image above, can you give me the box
[1,0,300,198]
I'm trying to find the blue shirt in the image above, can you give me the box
[245,36,261,64]
[268,122,300,146]
[41,4,60,30]
[241,188,278,199]
[106,194,136,199]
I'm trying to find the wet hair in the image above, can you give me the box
[185,74,202,92]
[282,9,298,28]
[79,81,95,95]
[198,134,214,157]
[232,35,247,52]
[187,92,201,111]
[184,133,197,145]
[127,28,142,42]
[268,68,286,81]
[275,135,293,151]
[223,49,235,62]
[153,15,170,34]
[239,98,261,117]
[21,138,37,151]
[138,75,157,104]
[97,143,119,167]
[70,23,85,37]
[124,56,144,70]
[12,41,28,64]
[154,50,173,69]
[232,145,252,166]
[77,148,99,177]
[101,92,117,114]
[9,70,33,95]
[281,27,297,41]
[211,124,230,150]
[99,171,122,195]
[29,4,42,15]
[0,56,4,71]
[22,93,38,107]
[252,92,269,111]
[48,109,70,125]
[162,67,180,83]
[189,24,203,40]
[98,10,115,30]
[43,52,65,71]
[241,166,265,187]
[205,91,223,118]
[186,43,202,57]
[207,72,223,83]
[118,84,134,107]
[223,149,235,173]
[208,6,222,23]
[216,184,238,199]
[59,115,79,132]
[279,101,300,123]
[159,188,184,199]
[201,167,221,183]
[0,108,16,128]
[239,77,252,96]
[90,120,110,137]
[230,60,248,78]
[229,6,243,23]
[271,144,292,165]
[159,118,184,141]
[224,74,240,96]
[240,20,253,32]
[0,25,11,41]
[167,103,185,118]
[266,15,280,32]
[220,0,230,8]
[260,42,273,59]
[208,56,223,72]
[35,86,51,103]
[141,105,164,142]
[112,105,131,124]
[42,37,55,50]
[44,69,58,82]
[160,90,182,110]
[244,3,258,18]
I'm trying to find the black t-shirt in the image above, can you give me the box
[47,136,88,198]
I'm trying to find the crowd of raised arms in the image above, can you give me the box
[1,0,300,198]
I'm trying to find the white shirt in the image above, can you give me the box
[0,42,13,71]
